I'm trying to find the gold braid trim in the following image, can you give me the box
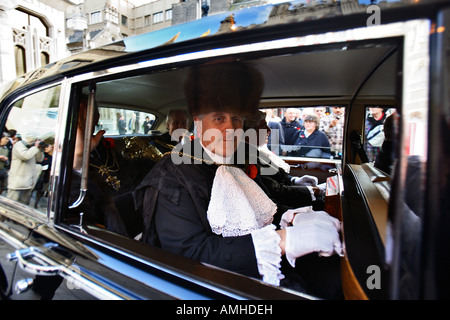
[163,150,216,164]
[153,138,176,151]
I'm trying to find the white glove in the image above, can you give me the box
[285,211,342,267]
[279,206,313,229]
[291,175,318,186]
[317,182,326,195]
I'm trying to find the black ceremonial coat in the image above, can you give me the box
[134,139,260,278]
[134,140,316,279]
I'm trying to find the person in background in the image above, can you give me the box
[314,107,327,119]
[375,111,398,175]
[265,108,281,122]
[150,109,190,154]
[33,143,53,209]
[320,106,345,158]
[142,115,153,134]
[365,107,387,163]
[261,109,285,155]
[280,108,303,146]
[128,113,138,134]
[289,114,331,158]
[7,134,44,205]
[117,114,127,135]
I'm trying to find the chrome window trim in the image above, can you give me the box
[54,224,249,299]
[47,77,72,225]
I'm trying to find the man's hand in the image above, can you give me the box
[284,210,342,267]
[292,175,318,186]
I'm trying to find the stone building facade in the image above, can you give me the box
[0,0,71,85]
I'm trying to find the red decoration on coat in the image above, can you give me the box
[246,164,258,179]
[102,137,116,149]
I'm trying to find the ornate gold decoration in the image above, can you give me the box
[90,149,121,191]
[122,136,164,162]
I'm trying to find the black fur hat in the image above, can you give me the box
[184,61,264,117]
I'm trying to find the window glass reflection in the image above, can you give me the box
[1,86,60,213]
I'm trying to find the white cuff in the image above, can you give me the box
[251,224,284,286]
[306,186,316,201]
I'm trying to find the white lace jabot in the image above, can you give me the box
[207,165,277,237]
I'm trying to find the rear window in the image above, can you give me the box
[97,106,157,136]
[263,106,345,160]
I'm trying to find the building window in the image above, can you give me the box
[121,15,128,26]
[15,45,26,76]
[91,11,101,24]
[165,9,172,21]
[40,52,50,67]
[105,10,119,24]
[145,15,151,26]
[153,12,163,24]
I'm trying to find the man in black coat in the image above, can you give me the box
[279,108,303,146]
[134,62,342,298]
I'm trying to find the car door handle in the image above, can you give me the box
[7,245,61,276]
[7,243,132,300]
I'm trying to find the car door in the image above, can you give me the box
[339,17,433,299]
[0,80,304,300]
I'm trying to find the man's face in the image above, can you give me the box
[194,112,244,157]
[332,107,344,116]
[369,107,383,116]
[285,109,297,122]
[315,108,326,117]
[0,137,8,146]
[167,110,189,135]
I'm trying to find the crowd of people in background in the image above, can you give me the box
[263,106,344,159]
[0,129,54,209]
[263,106,393,163]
